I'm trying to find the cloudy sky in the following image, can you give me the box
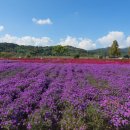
[0,0,130,50]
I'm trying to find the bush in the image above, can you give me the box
[123,55,129,59]
[74,54,80,59]
[98,55,103,59]
[26,54,31,58]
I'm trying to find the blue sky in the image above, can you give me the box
[0,0,130,50]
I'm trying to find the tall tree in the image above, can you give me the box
[109,40,121,57]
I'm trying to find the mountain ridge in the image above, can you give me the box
[0,42,129,58]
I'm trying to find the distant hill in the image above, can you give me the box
[0,42,129,58]
[89,47,129,56]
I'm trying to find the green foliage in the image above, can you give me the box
[0,42,129,58]
[128,46,130,55]
[109,40,121,57]
[98,55,103,59]
[26,54,31,58]
[60,103,111,130]
[123,55,129,59]
[73,54,80,59]
[87,74,109,89]
[28,110,51,130]
[52,45,67,56]
[0,42,18,52]
[0,52,14,58]
[85,104,111,130]
[28,107,60,130]
[60,103,86,130]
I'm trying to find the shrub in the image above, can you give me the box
[98,55,103,59]
[123,55,129,59]
[74,54,80,59]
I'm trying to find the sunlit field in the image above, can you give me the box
[0,59,130,130]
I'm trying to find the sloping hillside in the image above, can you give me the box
[0,42,129,58]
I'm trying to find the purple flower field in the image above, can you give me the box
[0,60,130,130]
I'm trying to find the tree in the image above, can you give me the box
[109,40,121,57]
[52,45,67,56]
[128,46,130,56]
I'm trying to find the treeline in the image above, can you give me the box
[0,42,129,58]
[0,43,89,58]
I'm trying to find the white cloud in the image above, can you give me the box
[0,32,129,49]
[78,39,96,50]
[59,32,129,50]
[97,31,125,47]
[32,18,53,25]
[97,31,130,48]
[0,25,4,32]
[126,36,130,47]
[59,36,96,50]
[0,34,52,46]
[59,36,78,47]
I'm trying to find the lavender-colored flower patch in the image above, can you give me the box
[0,60,130,130]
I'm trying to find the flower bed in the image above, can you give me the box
[0,60,130,130]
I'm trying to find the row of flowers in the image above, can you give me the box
[0,60,130,130]
[1,58,130,64]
